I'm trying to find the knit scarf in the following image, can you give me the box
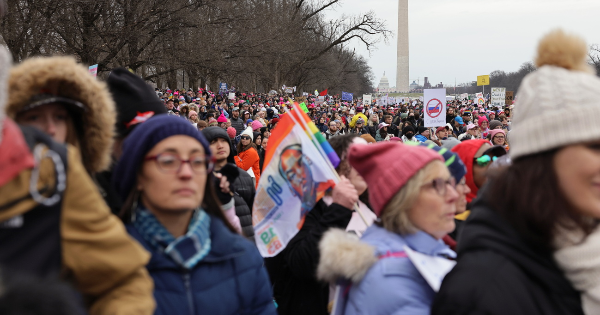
[134,206,211,270]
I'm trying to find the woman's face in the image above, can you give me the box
[255,135,262,146]
[17,103,69,143]
[371,115,378,122]
[137,135,208,213]
[189,113,198,120]
[481,121,488,129]
[454,177,471,214]
[241,135,252,146]
[408,161,459,240]
[555,143,600,218]
[492,133,505,145]
[320,117,325,123]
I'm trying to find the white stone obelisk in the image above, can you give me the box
[396,0,409,93]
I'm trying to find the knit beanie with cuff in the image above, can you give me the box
[348,142,443,216]
[510,29,600,160]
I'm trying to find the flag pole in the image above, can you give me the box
[284,105,369,226]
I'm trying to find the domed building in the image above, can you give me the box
[377,72,391,93]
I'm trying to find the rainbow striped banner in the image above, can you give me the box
[288,101,340,168]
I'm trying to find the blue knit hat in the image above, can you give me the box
[407,142,467,183]
[112,114,211,202]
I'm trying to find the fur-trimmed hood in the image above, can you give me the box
[317,228,378,283]
[6,56,116,174]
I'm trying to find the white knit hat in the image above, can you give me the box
[240,126,253,141]
[0,46,11,146]
[510,30,600,160]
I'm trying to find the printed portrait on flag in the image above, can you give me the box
[279,144,332,219]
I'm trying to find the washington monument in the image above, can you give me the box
[396,0,409,93]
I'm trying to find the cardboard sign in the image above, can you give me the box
[424,89,446,127]
[363,95,372,105]
[505,91,514,105]
[228,92,236,100]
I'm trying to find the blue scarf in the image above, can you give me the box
[134,206,211,270]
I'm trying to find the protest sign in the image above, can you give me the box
[228,92,236,100]
[424,89,446,127]
[253,105,339,257]
[491,87,506,107]
[89,64,98,77]
[477,75,490,86]
[505,91,514,105]
[219,82,227,93]
[341,91,353,101]
[363,95,372,105]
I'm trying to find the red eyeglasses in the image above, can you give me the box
[144,152,215,174]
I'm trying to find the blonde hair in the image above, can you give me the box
[368,114,378,127]
[378,161,438,235]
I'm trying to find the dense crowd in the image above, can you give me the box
[1,29,600,315]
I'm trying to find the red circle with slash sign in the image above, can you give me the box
[426,98,443,118]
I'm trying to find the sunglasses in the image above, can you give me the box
[474,155,497,167]
[241,136,251,140]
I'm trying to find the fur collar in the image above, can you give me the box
[6,56,115,174]
[317,228,378,283]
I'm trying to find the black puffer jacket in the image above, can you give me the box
[265,200,352,315]
[202,127,255,241]
[230,116,245,136]
[432,190,583,315]
[231,166,256,240]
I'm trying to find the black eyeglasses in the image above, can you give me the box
[423,177,456,196]
[144,152,214,174]
[241,136,251,140]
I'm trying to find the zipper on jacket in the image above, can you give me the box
[183,272,195,315]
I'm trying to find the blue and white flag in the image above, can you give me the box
[341,91,353,101]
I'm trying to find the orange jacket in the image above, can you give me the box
[235,147,261,187]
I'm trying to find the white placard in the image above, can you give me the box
[424,89,447,127]
[228,92,235,100]
[491,87,506,107]
[404,245,456,292]
[363,94,372,105]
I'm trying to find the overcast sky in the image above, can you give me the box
[325,0,600,88]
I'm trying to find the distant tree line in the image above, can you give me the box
[0,0,391,95]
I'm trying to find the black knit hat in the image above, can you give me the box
[107,68,167,138]
[201,126,235,164]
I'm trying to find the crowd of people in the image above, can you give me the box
[1,28,600,315]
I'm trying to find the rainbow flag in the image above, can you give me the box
[288,101,340,168]
[252,104,339,257]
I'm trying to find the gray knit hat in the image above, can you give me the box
[510,30,600,160]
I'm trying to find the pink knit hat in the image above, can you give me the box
[217,113,227,123]
[348,142,444,216]
[477,115,488,127]
[251,120,263,131]
[226,127,237,139]
[189,110,198,117]
[489,129,505,139]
